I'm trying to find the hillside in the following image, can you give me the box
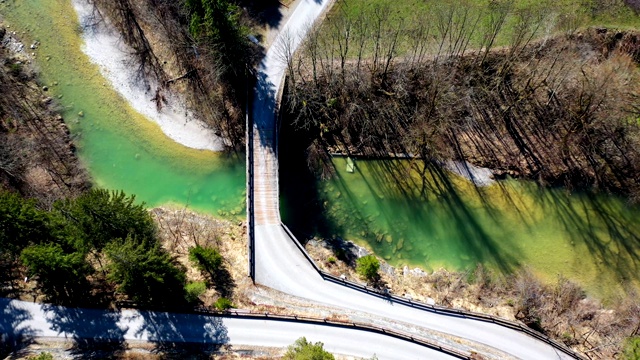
[283,27,640,202]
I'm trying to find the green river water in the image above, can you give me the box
[3,0,640,301]
[1,0,246,217]
[282,157,640,301]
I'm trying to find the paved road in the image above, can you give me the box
[249,0,574,359]
[1,298,455,359]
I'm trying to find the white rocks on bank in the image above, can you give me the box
[71,0,225,151]
[443,160,496,186]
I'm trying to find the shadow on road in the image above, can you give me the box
[43,303,126,359]
[134,310,229,356]
[0,299,38,359]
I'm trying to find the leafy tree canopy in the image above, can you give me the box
[53,189,155,253]
[20,243,91,303]
[105,236,186,308]
[0,190,50,255]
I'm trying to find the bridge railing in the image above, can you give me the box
[246,77,256,281]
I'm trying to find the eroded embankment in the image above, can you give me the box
[71,0,226,152]
[0,25,88,202]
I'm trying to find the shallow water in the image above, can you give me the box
[1,0,246,217]
[283,157,640,301]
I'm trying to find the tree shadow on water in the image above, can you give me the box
[42,303,127,359]
[0,299,38,359]
[363,160,521,274]
[535,188,640,285]
[134,310,229,358]
[280,134,522,274]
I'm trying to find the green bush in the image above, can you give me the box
[105,236,186,308]
[622,336,640,360]
[214,297,234,310]
[284,337,335,360]
[326,256,337,264]
[8,63,23,77]
[356,255,380,282]
[185,281,207,303]
[189,245,223,277]
[29,353,53,360]
[53,189,155,253]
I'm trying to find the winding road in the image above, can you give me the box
[249,0,576,359]
[0,298,454,359]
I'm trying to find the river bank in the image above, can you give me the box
[71,0,226,152]
[281,153,640,303]
[0,23,89,203]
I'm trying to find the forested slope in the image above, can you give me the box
[88,0,261,148]
[284,22,640,202]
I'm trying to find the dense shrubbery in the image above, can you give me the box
[105,236,187,308]
[355,255,380,283]
[0,189,187,308]
[185,0,251,80]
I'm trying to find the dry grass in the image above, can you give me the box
[151,207,255,309]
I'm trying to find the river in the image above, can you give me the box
[3,0,639,302]
[281,155,640,302]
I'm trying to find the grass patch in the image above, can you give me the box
[185,281,207,303]
[321,0,640,57]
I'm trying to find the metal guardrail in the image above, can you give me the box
[192,307,470,359]
[280,224,586,360]
[246,76,256,282]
